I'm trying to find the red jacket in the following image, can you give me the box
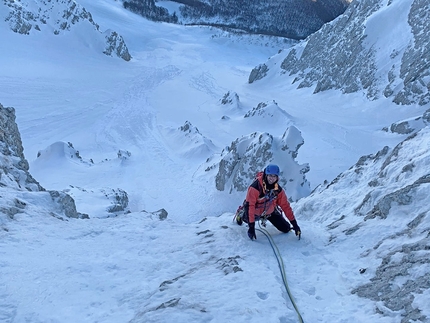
[245,172,295,223]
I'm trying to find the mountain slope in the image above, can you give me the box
[123,0,350,39]
[0,104,83,228]
[251,0,430,106]
[0,0,131,60]
[1,0,430,322]
[294,127,430,322]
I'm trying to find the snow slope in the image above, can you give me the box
[1,0,429,322]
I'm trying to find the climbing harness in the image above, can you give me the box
[257,188,277,220]
[232,205,272,225]
[258,190,279,228]
[257,222,304,323]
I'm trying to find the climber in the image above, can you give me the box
[236,164,301,240]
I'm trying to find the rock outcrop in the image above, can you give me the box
[294,126,430,322]
[0,103,83,225]
[2,0,131,61]
[251,0,430,106]
[205,126,310,202]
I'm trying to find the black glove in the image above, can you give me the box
[290,219,301,237]
[247,222,256,240]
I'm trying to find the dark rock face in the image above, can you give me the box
[104,188,129,213]
[0,103,42,192]
[103,30,132,62]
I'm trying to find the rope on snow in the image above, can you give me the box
[256,223,304,323]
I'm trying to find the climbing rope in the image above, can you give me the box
[256,222,304,323]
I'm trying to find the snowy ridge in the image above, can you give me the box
[32,141,130,217]
[0,105,83,225]
[295,127,430,321]
[244,100,293,121]
[159,121,217,159]
[35,141,94,167]
[252,0,430,106]
[206,126,310,201]
[1,0,131,60]
[383,106,430,135]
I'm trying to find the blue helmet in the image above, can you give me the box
[265,164,280,176]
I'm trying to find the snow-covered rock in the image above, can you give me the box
[0,104,83,225]
[1,0,131,60]
[251,0,430,106]
[205,126,310,201]
[383,108,430,134]
[33,141,131,217]
[0,104,42,192]
[160,121,216,159]
[294,126,430,322]
[220,91,241,116]
[63,185,129,217]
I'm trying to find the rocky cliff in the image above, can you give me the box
[0,103,83,229]
[251,0,430,106]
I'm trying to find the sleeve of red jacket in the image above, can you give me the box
[277,190,295,222]
[245,186,260,223]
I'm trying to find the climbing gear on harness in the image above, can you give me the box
[260,214,268,227]
[235,213,243,226]
[258,207,273,228]
[259,189,277,219]
[261,181,279,198]
[235,212,243,226]
[233,204,245,225]
[257,222,304,322]
[267,189,277,200]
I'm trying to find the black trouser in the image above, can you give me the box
[243,204,291,233]
[267,208,291,233]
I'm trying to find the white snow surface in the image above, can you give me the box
[1,0,429,322]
